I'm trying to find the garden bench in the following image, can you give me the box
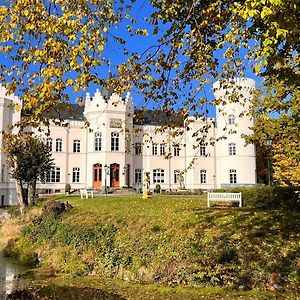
[207,192,242,208]
[80,188,94,199]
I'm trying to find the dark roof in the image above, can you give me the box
[133,109,184,127]
[23,103,184,126]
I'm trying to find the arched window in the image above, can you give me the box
[200,169,207,184]
[56,138,62,152]
[229,143,236,155]
[73,140,81,153]
[94,132,102,151]
[229,169,237,184]
[228,114,235,125]
[153,169,165,183]
[46,167,61,183]
[72,167,80,183]
[174,169,180,184]
[134,168,142,184]
[111,132,119,151]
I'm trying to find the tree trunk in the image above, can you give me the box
[13,159,27,214]
[28,178,37,205]
[15,180,26,214]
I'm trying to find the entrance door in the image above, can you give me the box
[110,163,120,188]
[93,164,102,189]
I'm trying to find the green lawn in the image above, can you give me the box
[2,194,300,298]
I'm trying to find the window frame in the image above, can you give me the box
[229,143,236,156]
[46,167,61,183]
[160,143,166,156]
[229,169,237,184]
[134,168,142,184]
[228,114,235,125]
[55,138,62,152]
[72,167,80,183]
[173,146,180,157]
[153,169,165,183]
[94,132,102,151]
[152,143,158,156]
[200,169,207,184]
[200,145,206,156]
[73,139,81,153]
[111,132,120,151]
[46,138,53,151]
[134,143,142,155]
[174,169,180,184]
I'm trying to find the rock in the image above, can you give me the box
[42,201,72,218]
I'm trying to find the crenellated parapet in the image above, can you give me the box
[213,78,255,102]
[0,85,21,106]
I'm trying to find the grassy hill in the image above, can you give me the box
[1,194,299,298]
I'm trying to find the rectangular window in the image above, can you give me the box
[160,143,166,156]
[229,169,237,184]
[72,167,80,183]
[229,143,236,156]
[153,169,164,183]
[46,138,52,151]
[152,143,158,155]
[94,132,102,151]
[134,143,142,155]
[200,170,207,184]
[200,145,206,156]
[134,169,142,184]
[111,132,119,151]
[56,138,62,152]
[73,140,81,153]
[174,146,180,157]
[46,167,61,183]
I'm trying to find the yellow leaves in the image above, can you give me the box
[260,6,272,19]
[15,103,21,112]
[23,10,29,17]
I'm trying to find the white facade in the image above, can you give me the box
[0,78,257,205]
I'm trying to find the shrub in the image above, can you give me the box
[65,184,71,193]
[154,184,161,193]
[216,186,300,210]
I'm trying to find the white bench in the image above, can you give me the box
[80,188,94,199]
[207,192,242,208]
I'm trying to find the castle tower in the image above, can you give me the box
[83,82,134,189]
[213,78,256,188]
[0,86,21,205]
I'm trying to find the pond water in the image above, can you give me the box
[0,253,26,299]
[0,253,126,300]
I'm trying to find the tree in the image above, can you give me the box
[0,1,299,165]
[2,133,54,213]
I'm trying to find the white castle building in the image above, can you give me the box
[0,78,257,205]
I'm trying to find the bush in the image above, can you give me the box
[65,184,71,193]
[154,184,161,193]
[218,186,300,210]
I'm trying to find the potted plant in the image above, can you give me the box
[65,184,71,196]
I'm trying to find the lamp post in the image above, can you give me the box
[103,164,109,196]
[265,137,272,186]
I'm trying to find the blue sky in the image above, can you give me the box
[0,0,261,118]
